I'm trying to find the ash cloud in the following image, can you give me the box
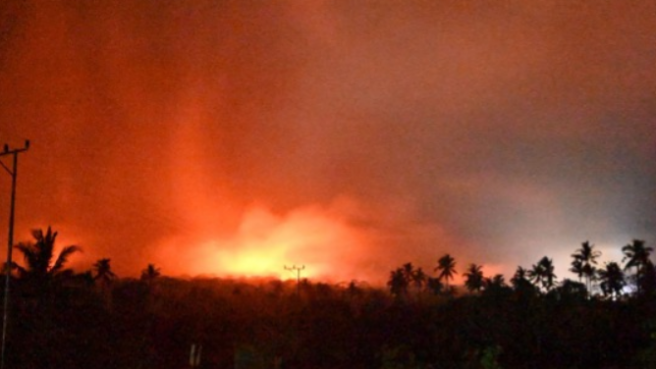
[1,1,655,281]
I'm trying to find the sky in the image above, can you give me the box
[0,1,655,284]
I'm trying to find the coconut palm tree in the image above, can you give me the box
[435,254,457,290]
[569,258,584,282]
[637,260,656,297]
[388,267,408,297]
[527,263,542,289]
[14,227,81,284]
[571,241,601,294]
[411,267,427,296]
[480,274,512,302]
[93,258,116,309]
[482,274,509,297]
[511,266,528,287]
[597,262,625,300]
[463,263,484,293]
[93,258,117,290]
[141,263,161,284]
[622,239,653,294]
[511,266,537,297]
[402,262,415,285]
[528,256,557,292]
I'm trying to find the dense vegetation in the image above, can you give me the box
[1,227,655,369]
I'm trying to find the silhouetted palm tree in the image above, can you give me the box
[637,260,656,297]
[435,254,457,290]
[528,256,557,292]
[482,274,509,296]
[569,258,584,282]
[141,263,161,284]
[93,258,116,309]
[14,227,81,284]
[463,263,484,293]
[388,267,408,297]
[571,241,601,294]
[511,266,537,297]
[597,262,625,300]
[93,258,117,286]
[622,239,653,294]
[411,267,427,296]
[402,262,414,282]
[511,266,528,287]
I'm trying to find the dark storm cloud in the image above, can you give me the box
[0,0,654,280]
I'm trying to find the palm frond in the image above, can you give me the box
[50,245,82,275]
[15,243,41,271]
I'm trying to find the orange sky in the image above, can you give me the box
[0,1,655,284]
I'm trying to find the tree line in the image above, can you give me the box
[2,226,655,369]
[387,239,654,301]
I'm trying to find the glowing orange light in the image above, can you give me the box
[154,204,362,281]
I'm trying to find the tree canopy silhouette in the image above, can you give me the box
[435,254,457,290]
[571,241,601,294]
[141,263,161,283]
[463,263,484,293]
[597,261,625,300]
[93,258,117,284]
[528,256,557,292]
[622,239,653,294]
[14,226,81,283]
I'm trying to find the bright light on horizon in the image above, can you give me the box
[151,204,364,282]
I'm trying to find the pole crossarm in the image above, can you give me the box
[0,144,28,177]
[284,265,305,295]
[0,149,29,157]
[284,264,306,275]
[0,143,30,157]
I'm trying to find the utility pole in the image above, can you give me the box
[0,140,29,369]
[284,265,305,296]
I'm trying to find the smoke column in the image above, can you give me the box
[1,1,654,283]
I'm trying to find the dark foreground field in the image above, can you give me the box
[2,273,655,369]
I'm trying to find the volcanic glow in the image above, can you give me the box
[154,205,365,282]
[0,1,654,283]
